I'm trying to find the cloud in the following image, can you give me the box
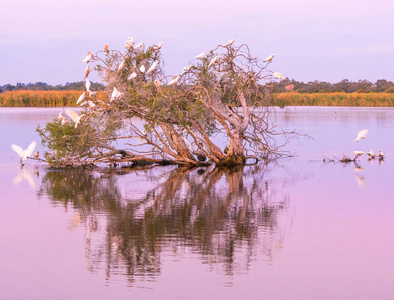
[336,45,394,55]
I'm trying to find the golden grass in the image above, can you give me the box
[0,90,107,107]
[272,92,394,107]
[1,90,394,107]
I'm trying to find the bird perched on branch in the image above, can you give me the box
[125,37,135,49]
[11,141,36,162]
[76,92,86,105]
[33,151,39,158]
[354,129,368,142]
[208,55,219,67]
[147,61,159,74]
[110,87,123,101]
[272,72,285,80]
[84,65,90,78]
[127,72,137,80]
[167,76,180,86]
[194,51,206,59]
[82,52,93,64]
[263,54,274,62]
[65,110,85,128]
[104,44,110,54]
[224,39,235,47]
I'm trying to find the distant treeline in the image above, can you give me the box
[1,79,394,94]
[273,79,394,93]
[0,81,105,92]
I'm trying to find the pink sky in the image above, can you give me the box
[1,0,393,85]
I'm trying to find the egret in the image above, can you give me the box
[272,72,285,80]
[82,52,93,64]
[208,55,219,67]
[110,87,123,101]
[58,111,64,121]
[87,101,96,109]
[134,42,144,50]
[76,92,86,104]
[85,79,91,92]
[195,51,206,59]
[167,76,180,86]
[140,65,146,73]
[154,42,163,50]
[127,72,137,80]
[353,151,365,158]
[104,44,110,54]
[125,37,135,49]
[84,65,90,78]
[354,129,368,142]
[379,150,385,158]
[224,39,235,47]
[117,60,126,73]
[146,61,159,74]
[34,151,39,158]
[11,141,36,162]
[66,109,85,128]
[263,54,274,62]
[182,65,192,73]
[367,150,375,158]
[61,119,67,126]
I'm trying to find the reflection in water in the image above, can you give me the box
[37,163,294,285]
[13,167,38,188]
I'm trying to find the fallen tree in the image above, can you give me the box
[38,38,297,168]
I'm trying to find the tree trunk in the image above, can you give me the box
[218,131,246,166]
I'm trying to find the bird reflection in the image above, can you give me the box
[13,168,36,188]
[37,163,293,284]
[356,174,366,188]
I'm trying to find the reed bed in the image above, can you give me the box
[1,91,394,107]
[0,90,107,107]
[272,92,394,107]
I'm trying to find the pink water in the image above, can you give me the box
[0,107,393,299]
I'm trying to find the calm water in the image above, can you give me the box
[0,107,393,300]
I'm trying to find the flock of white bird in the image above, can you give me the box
[353,129,384,159]
[11,38,285,165]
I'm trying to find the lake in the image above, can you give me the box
[0,107,393,300]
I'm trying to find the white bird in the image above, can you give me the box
[87,100,96,109]
[224,39,235,46]
[353,151,365,158]
[146,61,159,74]
[208,55,219,67]
[354,129,368,142]
[84,65,90,78]
[58,111,64,121]
[82,52,93,64]
[367,150,375,158]
[110,87,123,101]
[89,91,96,97]
[85,79,91,91]
[263,54,274,62]
[134,42,144,50]
[194,51,206,59]
[65,109,85,128]
[167,76,180,86]
[117,60,126,73]
[182,65,192,73]
[76,92,86,104]
[140,65,146,73]
[154,42,163,50]
[125,37,135,49]
[272,72,285,80]
[379,150,385,158]
[11,141,36,161]
[61,119,67,126]
[127,72,137,80]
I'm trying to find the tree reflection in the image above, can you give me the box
[38,163,293,284]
